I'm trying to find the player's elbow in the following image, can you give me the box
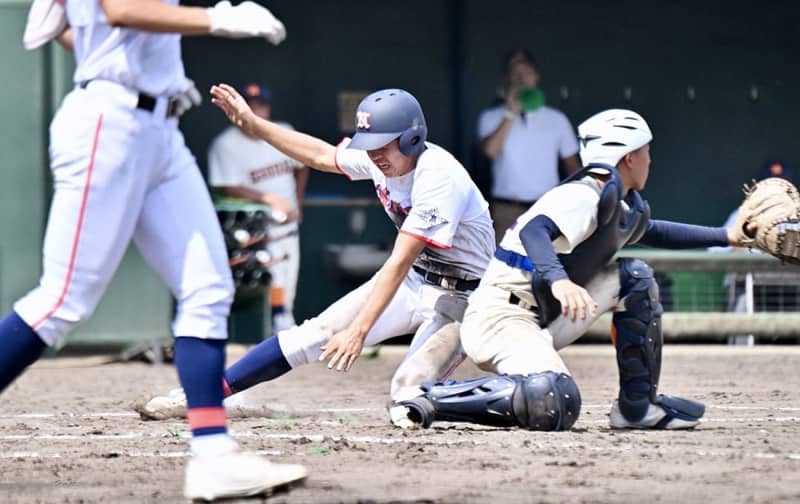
[310,150,338,173]
[480,139,498,160]
[100,0,137,27]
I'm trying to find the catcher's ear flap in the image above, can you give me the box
[597,175,622,226]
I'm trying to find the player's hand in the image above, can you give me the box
[261,193,294,223]
[211,83,257,134]
[319,327,366,372]
[172,79,202,117]
[504,84,522,114]
[551,278,598,322]
[207,1,286,45]
[727,221,756,247]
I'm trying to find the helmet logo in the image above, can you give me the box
[356,111,372,130]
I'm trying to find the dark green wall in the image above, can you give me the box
[0,3,49,313]
[2,0,798,335]
[181,0,800,226]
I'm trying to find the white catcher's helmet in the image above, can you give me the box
[577,109,653,167]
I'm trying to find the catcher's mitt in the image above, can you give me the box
[734,177,800,264]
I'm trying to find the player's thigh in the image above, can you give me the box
[548,263,621,350]
[278,272,419,365]
[296,273,418,346]
[15,99,162,341]
[460,286,564,374]
[133,138,232,338]
[296,271,419,343]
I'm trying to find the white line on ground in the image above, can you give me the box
[0,449,281,460]
[0,412,139,419]
[2,413,800,445]
[2,404,799,420]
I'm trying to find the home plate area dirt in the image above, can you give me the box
[1,344,799,503]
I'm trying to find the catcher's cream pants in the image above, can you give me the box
[277,269,467,400]
[461,263,623,375]
[14,81,233,345]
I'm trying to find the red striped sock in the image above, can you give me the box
[187,406,227,436]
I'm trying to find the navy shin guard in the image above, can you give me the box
[401,372,581,431]
[613,258,663,422]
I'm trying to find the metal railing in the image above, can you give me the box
[585,249,800,341]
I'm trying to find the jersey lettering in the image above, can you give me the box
[249,159,297,183]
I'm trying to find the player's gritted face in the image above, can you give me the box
[628,144,651,191]
[367,138,415,177]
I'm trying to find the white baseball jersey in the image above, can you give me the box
[483,178,602,304]
[334,140,494,280]
[208,124,304,214]
[66,0,188,96]
[276,140,494,401]
[478,105,579,201]
[461,177,620,377]
[14,0,232,345]
[208,123,305,331]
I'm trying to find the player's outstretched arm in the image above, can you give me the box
[211,83,340,173]
[319,234,427,372]
[100,0,286,44]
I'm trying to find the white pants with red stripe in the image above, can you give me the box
[265,223,300,331]
[14,81,234,346]
[276,269,467,401]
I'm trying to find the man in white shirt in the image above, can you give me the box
[208,83,309,331]
[5,0,306,500]
[478,48,581,243]
[142,85,495,426]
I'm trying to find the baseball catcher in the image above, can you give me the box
[734,177,800,264]
[397,108,751,432]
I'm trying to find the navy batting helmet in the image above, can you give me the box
[348,89,428,157]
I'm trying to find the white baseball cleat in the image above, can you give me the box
[184,450,307,501]
[137,388,268,420]
[609,399,701,430]
[137,388,188,420]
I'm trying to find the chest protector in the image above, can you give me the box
[533,164,651,326]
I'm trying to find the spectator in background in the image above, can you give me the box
[208,83,309,331]
[478,48,581,242]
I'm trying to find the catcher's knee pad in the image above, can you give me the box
[613,258,663,422]
[400,371,581,431]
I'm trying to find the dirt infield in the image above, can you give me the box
[1,344,799,504]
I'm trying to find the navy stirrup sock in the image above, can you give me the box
[0,311,47,393]
[223,335,291,394]
[174,337,228,436]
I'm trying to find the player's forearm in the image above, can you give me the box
[101,0,210,35]
[219,186,267,205]
[481,119,514,159]
[248,118,339,174]
[294,167,310,207]
[350,256,415,336]
[56,26,73,51]
[638,220,730,249]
